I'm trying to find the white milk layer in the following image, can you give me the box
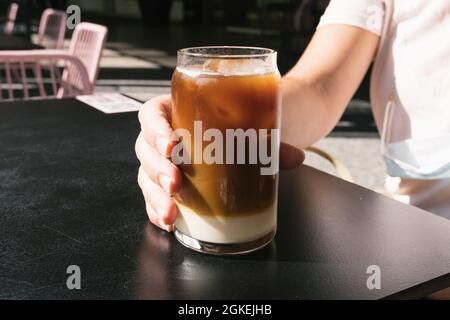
[174,202,277,244]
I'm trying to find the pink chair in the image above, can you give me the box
[61,22,108,96]
[0,50,90,101]
[35,9,67,49]
[2,2,18,35]
[0,23,108,101]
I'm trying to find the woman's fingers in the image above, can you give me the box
[279,142,305,170]
[136,95,182,232]
[138,94,177,158]
[135,133,181,194]
[138,166,178,231]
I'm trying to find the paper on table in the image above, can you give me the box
[76,93,142,114]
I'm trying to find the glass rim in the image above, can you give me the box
[177,46,277,59]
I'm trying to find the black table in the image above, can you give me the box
[0,98,449,299]
[0,34,43,50]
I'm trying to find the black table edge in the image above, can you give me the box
[383,273,450,300]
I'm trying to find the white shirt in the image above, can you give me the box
[318,0,450,218]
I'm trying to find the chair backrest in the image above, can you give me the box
[63,22,108,92]
[4,2,18,35]
[0,51,91,101]
[36,9,67,49]
[0,23,107,101]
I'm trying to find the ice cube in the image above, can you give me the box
[204,59,268,76]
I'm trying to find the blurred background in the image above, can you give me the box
[0,0,387,191]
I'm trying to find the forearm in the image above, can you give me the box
[281,75,333,149]
[279,25,379,149]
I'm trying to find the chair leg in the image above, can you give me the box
[33,64,47,98]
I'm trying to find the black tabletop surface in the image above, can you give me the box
[0,98,449,300]
[0,34,43,50]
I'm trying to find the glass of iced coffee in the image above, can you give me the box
[171,46,281,255]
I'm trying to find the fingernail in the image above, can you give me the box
[158,216,168,229]
[156,137,168,156]
[159,175,172,194]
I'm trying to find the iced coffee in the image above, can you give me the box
[171,47,281,254]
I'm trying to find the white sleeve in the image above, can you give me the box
[317,0,385,36]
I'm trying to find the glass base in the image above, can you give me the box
[174,227,276,255]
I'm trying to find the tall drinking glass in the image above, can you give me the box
[171,47,281,255]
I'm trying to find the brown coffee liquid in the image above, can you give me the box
[171,68,281,217]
